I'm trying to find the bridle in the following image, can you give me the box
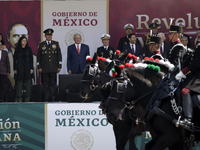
[81,63,100,92]
[107,70,156,121]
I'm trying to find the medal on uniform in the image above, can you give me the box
[52,44,56,49]
[45,51,47,53]
[42,45,46,50]
[109,50,113,54]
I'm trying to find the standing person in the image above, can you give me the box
[97,34,115,59]
[118,23,141,51]
[148,36,163,60]
[176,22,191,48]
[6,22,37,87]
[181,36,194,60]
[194,27,200,46]
[0,42,10,102]
[37,28,62,102]
[14,36,33,102]
[144,23,159,57]
[168,25,186,66]
[157,32,170,59]
[121,33,143,57]
[67,33,90,74]
[0,33,7,50]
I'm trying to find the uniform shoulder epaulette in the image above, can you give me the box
[39,41,45,44]
[52,40,58,43]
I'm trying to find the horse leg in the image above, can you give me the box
[113,124,130,150]
[129,123,148,150]
[149,132,180,150]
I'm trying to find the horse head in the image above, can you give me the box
[105,65,165,121]
[80,53,101,99]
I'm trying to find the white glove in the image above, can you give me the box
[175,71,186,80]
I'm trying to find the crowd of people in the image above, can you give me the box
[0,21,200,103]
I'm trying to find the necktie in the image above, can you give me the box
[77,44,80,54]
[48,41,50,46]
[131,44,134,54]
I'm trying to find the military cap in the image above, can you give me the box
[176,22,185,27]
[43,28,54,35]
[124,24,134,30]
[101,34,110,40]
[169,25,182,33]
[149,23,159,29]
[148,36,162,45]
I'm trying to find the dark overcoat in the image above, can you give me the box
[13,47,33,80]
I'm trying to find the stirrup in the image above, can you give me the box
[176,117,194,131]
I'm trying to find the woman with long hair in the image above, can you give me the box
[14,36,33,102]
[0,33,8,51]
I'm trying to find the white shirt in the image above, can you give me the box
[46,40,51,45]
[129,43,136,53]
[103,46,109,50]
[161,43,164,53]
[75,43,81,51]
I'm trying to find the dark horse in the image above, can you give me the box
[80,53,139,150]
[104,65,200,150]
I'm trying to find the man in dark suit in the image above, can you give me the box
[157,32,170,59]
[97,34,115,59]
[121,33,143,57]
[176,22,191,48]
[0,42,10,102]
[181,36,194,60]
[144,23,159,57]
[118,23,141,51]
[67,33,90,74]
[37,28,62,102]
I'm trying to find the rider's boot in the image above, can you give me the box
[179,93,193,129]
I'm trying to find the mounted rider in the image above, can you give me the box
[168,25,186,66]
[148,36,164,60]
[168,25,198,128]
[175,42,200,128]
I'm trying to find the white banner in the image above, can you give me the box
[43,1,108,74]
[47,103,115,150]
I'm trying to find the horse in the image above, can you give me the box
[80,53,139,150]
[104,64,200,150]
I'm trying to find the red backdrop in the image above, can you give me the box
[0,1,41,55]
[109,0,200,49]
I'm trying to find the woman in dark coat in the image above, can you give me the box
[14,36,33,102]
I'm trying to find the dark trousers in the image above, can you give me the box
[0,75,7,101]
[42,73,56,101]
[16,79,31,102]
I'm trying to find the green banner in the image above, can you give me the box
[0,103,45,150]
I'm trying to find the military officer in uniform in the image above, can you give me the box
[118,23,141,51]
[37,28,62,102]
[97,34,115,59]
[175,38,200,129]
[168,25,186,66]
[144,23,159,57]
[148,36,164,60]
